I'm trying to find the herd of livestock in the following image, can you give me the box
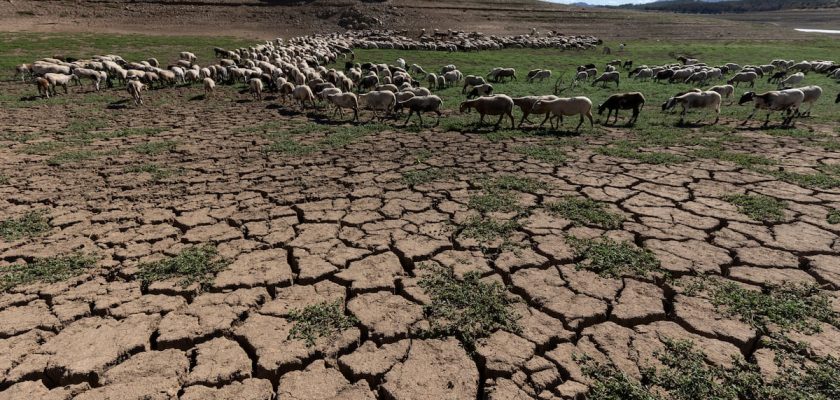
[13,30,840,130]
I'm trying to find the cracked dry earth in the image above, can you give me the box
[1,81,839,400]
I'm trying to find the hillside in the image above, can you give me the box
[620,0,840,13]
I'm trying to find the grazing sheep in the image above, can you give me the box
[73,68,103,91]
[654,69,675,83]
[526,69,551,83]
[466,84,494,99]
[726,71,758,88]
[278,82,296,104]
[708,84,735,101]
[661,89,703,112]
[179,51,197,63]
[43,73,77,95]
[597,92,646,125]
[203,77,215,98]
[395,91,416,104]
[512,95,559,128]
[375,83,399,93]
[409,64,427,76]
[462,75,487,94]
[685,71,708,86]
[359,90,397,121]
[777,72,804,89]
[443,70,462,87]
[127,80,145,106]
[426,73,438,89]
[394,95,443,127]
[663,91,722,125]
[16,64,31,82]
[293,85,317,109]
[459,94,515,130]
[358,75,379,92]
[407,87,432,97]
[792,85,822,117]
[632,68,653,81]
[591,71,620,88]
[532,96,594,131]
[436,75,446,90]
[35,77,50,99]
[739,89,805,127]
[490,68,516,83]
[574,71,589,83]
[326,92,359,121]
[249,78,264,101]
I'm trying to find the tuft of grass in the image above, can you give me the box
[131,140,177,155]
[460,216,520,243]
[708,280,837,334]
[0,211,50,241]
[65,119,108,135]
[1,253,96,292]
[828,209,840,225]
[767,169,840,190]
[514,145,567,164]
[692,148,775,168]
[723,194,786,222]
[468,190,520,213]
[402,167,452,186]
[0,175,8,185]
[545,197,624,229]
[418,263,520,351]
[287,300,358,347]
[20,141,65,155]
[70,127,165,144]
[136,246,228,289]
[479,175,545,193]
[577,354,659,400]
[412,149,433,163]
[263,138,316,156]
[597,144,688,165]
[124,164,175,181]
[46,150,98,166]
[568,236,661,278]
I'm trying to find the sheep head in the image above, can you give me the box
[738,92,756,106]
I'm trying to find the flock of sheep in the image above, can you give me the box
[14,30,840,130]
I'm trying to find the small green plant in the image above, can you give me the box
[514,145,566,164]
[413,149,433,163]
[125,164,175,181]
[708,280,837,334]
[402,168,452,186]
[418,263,520,351]
[568,236,661,278]
[767,169,840,190]
[46,150,98,166]
[460,216,520,243]
[287,300,358,347]
[136,246,228,289]
[0,210,50,241]
[1,253,96,291]
[545,197,624,229]
[577,354,659,400]
[65,119,107,134]
[20,141,65,155]
[597,144,688,165]
[691,148,775,168]
[828,209,840,224]
[0,175,8,185]
[468,190,520,213]
[723,194,787,222]
[131,140,177,155]
[479,175,545,193]
[263,138,316,156]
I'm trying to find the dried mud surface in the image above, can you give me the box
[0,80,839,399]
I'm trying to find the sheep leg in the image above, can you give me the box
[508,112,515,129]
[494,114,504,130]
[575,114,584,132]
[403,112,412,127]
[538,114,551,129]
[478,114,486,127]
[418,112,425,127]
[587,111,594,128]
[613,110,620,125]
[434,110,441,127]
[742,109,757,126]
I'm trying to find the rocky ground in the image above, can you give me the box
[0,77,838,399]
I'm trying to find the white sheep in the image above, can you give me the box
[591,71,620,88]
[462,75,487,94]
[739,89,804,127]
[708,84,735,101]
[326,92,359,121]
[179,51,197,63]
[633,68,653,81]
[727,71,758,88]
[35,77,50,99]
[43,73,77,95]
[512,95,559,128]
[127,80,145,106]
[359,90,397,121]
[777,72,804,89]
[459,94,515,130]
[394,95,443,127]
[466,84,494,99]
[531,97,594,131]
[293,85,317,109]
[203,77,215,98]
[663,91,722,125]
[792,85,822,117]
[73,68,103,91]
[249,78,264,101]
[526,69,551,83]
[443,70,462,87]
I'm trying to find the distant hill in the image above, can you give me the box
[618,0,840,13]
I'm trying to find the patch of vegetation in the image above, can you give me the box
[568,236,662,278]
[468,190,520,213]
[287,300,358,347]
[70,127,165,144]
[65,119,108,135]
[131,140,177,155]
[723,194,787,222]
[263,138,316,156]
[136,246,228,289]
[412,149,433,163]
[20,141,65,155]
[460,216,520,243]
[767,168,840,190]
[597,144,688,165]
[828,209,840,225]
[708,280,837,334]
[1,253,96,292]
[514,145,566,164]
[479,175,545,193]
[0,211,50,241]
[418,263,520,351]
[577,355,658,400]
[46,150,98,166]
[691,148,775,169]
[402,167,452,186]
[125,164,175,181]
[545,197,624,229]
[484,129,529,142]
[0,175,8,185]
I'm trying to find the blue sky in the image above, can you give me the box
[544,0,659,4]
